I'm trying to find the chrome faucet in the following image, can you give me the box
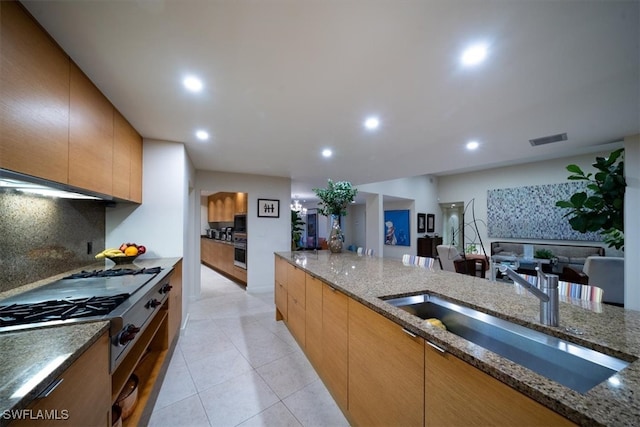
[495,264,559,326]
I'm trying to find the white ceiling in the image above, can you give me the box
[21,0,640,204]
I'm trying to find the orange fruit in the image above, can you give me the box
[124,246,139,256]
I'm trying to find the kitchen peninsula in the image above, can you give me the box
[274,251,640,426]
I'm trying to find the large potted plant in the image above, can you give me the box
[555,148,625,250]
[313,179,358,253]
[291,209,305,251]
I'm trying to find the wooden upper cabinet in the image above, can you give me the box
[69,62,114,196]
[129,128,143,203]
[112,109,131,200]
[235,192,248,214]
[113,109,143,202]
[0,0,70,183]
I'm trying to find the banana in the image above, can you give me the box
[95,248,125,259]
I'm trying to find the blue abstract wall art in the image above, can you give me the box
[384,210,410,246]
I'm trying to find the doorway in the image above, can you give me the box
[440,202,464,253]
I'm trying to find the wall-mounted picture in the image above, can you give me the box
[427,213,435,233]
[384,209,410,246]
[417,213,426,233]
[258,199,280,218]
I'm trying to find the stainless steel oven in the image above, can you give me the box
[234,233,247,269]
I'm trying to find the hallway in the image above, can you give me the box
[149,265,349,426]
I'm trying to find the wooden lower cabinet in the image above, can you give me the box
[348,299,425,427]
[274,255,288,321]
[11,332,110,427]
[425,343,575,426]
[286,264,306,346]
[322,283,349,414]
[201,239,245,284]
[168,260,183,346]
[305,275,323,368]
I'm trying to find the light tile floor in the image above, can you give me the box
[149,265,349,427]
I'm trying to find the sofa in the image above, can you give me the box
[490,241,605,279]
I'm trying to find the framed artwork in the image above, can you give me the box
[417,213,426,233]
[384,209,410,246]
[427,214,435,233]
[257,199,280,218]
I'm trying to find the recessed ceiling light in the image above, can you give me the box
[466,140,480,150]
[461,44,488,66]
[322,149,333,158]
[183,76,203,92]
[196,130,209,140]
[363,116,380,131]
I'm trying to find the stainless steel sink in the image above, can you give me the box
[383,293,631,394]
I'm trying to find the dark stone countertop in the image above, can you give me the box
[0,321,109,423]
[276,251,640,427]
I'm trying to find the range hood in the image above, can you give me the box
[0,169,112,201]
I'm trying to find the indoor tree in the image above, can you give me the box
[555,148,625,250]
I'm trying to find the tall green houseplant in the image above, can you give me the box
[291,210,305,251]
[555,148,625,250]
[313,179,358,252]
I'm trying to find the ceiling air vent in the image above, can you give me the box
[529,132,568,147]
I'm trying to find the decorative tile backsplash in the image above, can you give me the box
[487,182,603,241]
[0,190,106,292]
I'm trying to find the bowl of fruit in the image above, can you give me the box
[95,243,147,265]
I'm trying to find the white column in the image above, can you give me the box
[624,134,639,311]
[365,193,383,256]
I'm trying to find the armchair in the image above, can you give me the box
[583,256,624,306]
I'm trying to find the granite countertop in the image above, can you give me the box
[0,321,109,421]
[276,251,640,427]
[0,257,182,420]
[201,235,234,245]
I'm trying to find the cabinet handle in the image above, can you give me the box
[401,328,417,338]
[39,378,64,398]
[426,340,447,354]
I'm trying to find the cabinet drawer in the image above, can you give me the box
[287,265,306,308]
[12,332,110,427]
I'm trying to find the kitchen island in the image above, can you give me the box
[275,251,640,426]
[0,257,182,426]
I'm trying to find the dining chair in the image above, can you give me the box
[558,280,604,303]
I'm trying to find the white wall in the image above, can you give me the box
[437,150,621,254]
[106,140,187,257]
[357,174,440,257]
[195,170,291,293]
[106,139,193,327]
[438,147,638,310]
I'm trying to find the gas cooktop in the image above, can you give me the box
[0,266,163,328]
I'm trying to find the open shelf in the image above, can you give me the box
[112,305,168,403]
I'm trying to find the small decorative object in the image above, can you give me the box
[258,199,280,218]
[426,213,435,233]
[535,249,555,259]
[465,243,478,254]
[313,179,358,253]
[417,213,426,233]
[95,242,146,264]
